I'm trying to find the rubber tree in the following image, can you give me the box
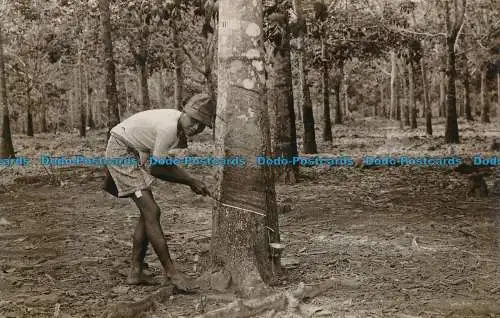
[265,1,299,184]
[210,0,279,296]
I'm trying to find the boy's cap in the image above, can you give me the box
[182,93,215,128]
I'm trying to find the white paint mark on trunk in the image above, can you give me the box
[245,49,260,59]
[252,60,264,71]
[243,79,255,90]
[245,23,260,37]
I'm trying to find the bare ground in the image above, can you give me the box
[0,117,499,317]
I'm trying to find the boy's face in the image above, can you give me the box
[179,113,206,136]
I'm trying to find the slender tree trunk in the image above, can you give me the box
[211,0,278,296]
[439,68,446,117]
[400,60,410,126]
[40,83,48,133]
[172,3,187,148]
[390,51,398,120]
[444,35,459,142]
[480,68,490,123]
[158,69,166,107]
[379,79,384,118]
[78,50,86,137]
[497,72,499,120]
[344,79,349,118]
[421,57,432,135]
[268,13,299,185]
[99,0,120,137]
[334,60,343,124]
[321,36,332,142]
[137,58,150,110]
[0,23,14,157]
[293,0,316,154]
[86,69,95,128]
[408,60,417,129]
[26,86,34,137]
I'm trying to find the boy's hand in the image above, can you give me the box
[190,179,211,196]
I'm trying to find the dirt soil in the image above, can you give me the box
[0,117,499,317]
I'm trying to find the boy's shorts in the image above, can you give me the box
[104,135,155,198]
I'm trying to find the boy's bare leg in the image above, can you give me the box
[131,190,197,291]
[127,214,154,284]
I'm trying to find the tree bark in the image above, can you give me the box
[439,68,446,117]
[99,0,120,137]
[268,12,299,185]
[444,0,464,144]
[400,59,410,127]
[334,60,343,124]
[172,0,187,148]
[26,85,34,137]
[86,69,95,128]
[321,35,332,142]
[408,60,417,129]
[40,83,48,133]
[293,0,317,154]
[480,68,490,123]
[390,51,398,120]
[211,0,278,296]
[378,79,384,118]
[421,57,432,135]
[0,24,15,157]
[78,50,86,137]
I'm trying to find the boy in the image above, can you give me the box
[103,93,214,292]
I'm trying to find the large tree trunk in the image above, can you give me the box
[211,0,278,296]
[444,0,464,144]
[390,51,398,120]
[480,68,490,123]
[172,0,188,149]
[268,12,299,185]
[293,0,317,154]
[321,35,332,142]
[334,60,343,124]
[99,0,120,137]
[421,57,432,135]
[408,60,417,129]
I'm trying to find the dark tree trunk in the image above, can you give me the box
[99,0,120,138]
[137,58,150,111]
[172,2,187,149]
[421,58,432,135]
[480,69,490,123]
[334,60,343,124]
[444,37,459,143]
[408,60,417,129]
[321,36,332,142]
[86,70,95,128]
[40,84,48,133]
[439,68,446,117]
[79,55,86,137]
[26,87,34,137]
[268,12,299,184]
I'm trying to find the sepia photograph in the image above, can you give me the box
[0,0,499,317]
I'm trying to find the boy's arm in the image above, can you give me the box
[149,164,195,186]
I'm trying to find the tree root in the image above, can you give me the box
[195,278,360,318]
[101,286,174,318]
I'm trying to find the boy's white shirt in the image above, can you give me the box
[110,109,182,165]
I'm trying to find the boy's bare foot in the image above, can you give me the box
[127,270,158,285]
[165,271,199,293]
